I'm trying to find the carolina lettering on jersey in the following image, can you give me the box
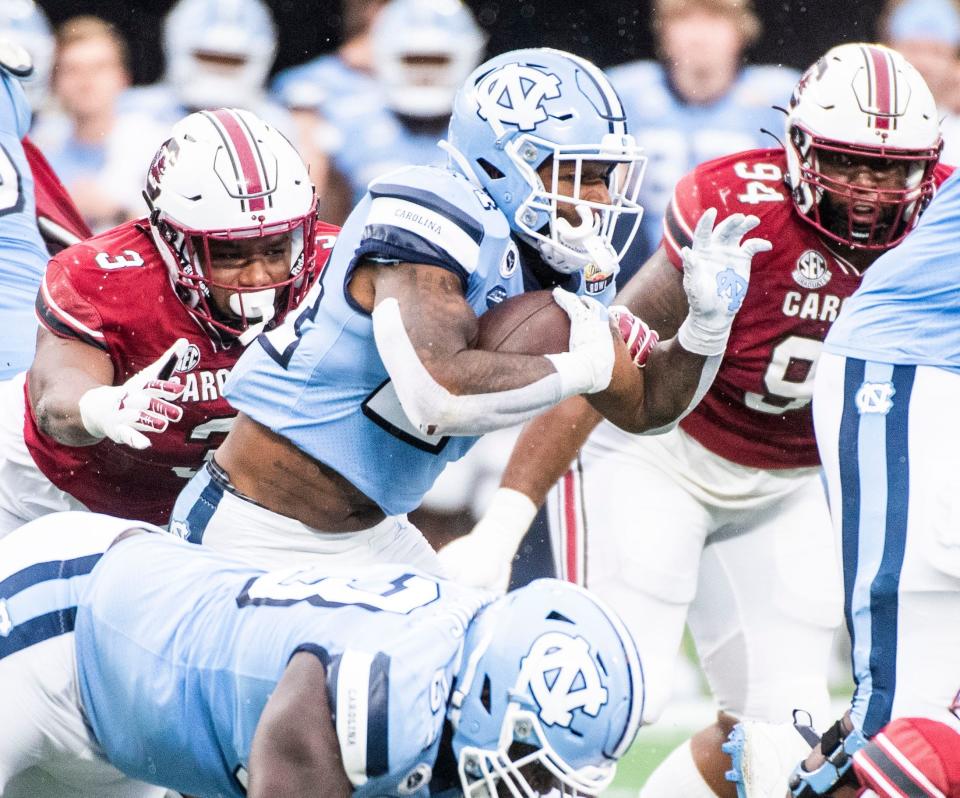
[661,148,953,468]
[26,219,338,524]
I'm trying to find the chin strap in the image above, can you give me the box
[788,713,868,797]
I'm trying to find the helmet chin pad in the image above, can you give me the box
[228,287,276,322]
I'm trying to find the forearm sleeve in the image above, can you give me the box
[372,298,573,436]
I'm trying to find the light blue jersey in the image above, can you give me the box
[223,164,614,516]
[607,61,798,275]
[824,168,960,372]
[0,67,50,378]
[272,53,449,205]
[76,533,492,798]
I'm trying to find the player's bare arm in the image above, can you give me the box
[355,260,561,393]
[248,651,352,798]
[353,258,616,437]
[28,328,187,450]
[29,329,116,446]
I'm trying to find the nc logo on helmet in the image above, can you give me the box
[517,631,608,727]
[475,63,562,134]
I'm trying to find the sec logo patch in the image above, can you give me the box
[792,250,832,289]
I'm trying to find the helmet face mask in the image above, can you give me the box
[785,43,942,251]
[145,108,319,344]
[450,580,644,798]
[446,48,646,274]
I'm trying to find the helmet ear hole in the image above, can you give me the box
[476,158,504,180]
[480,674,492,713]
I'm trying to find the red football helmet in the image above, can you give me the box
[144,107,318,343]
[785,43,942,250]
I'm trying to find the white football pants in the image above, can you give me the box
[546,422,842,727]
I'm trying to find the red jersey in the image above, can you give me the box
[25,218,338,524]
[662,148,953,468]
[21,136,92,254]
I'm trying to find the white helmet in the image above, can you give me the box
[371,0,486,119]
[144,108,318,343]
[785,42,942,250]
[163,0,277,112]
[0,0,52,111]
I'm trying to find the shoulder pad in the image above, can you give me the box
[0,38,32,78]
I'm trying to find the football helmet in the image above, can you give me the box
[785,42,942,250]
[449,579,644,797]
[163,0,277,112]
[370,0,486,119]
[0,0,52,111]
[445,48,646,273]
[143,108,318,343]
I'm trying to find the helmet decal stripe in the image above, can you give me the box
[863,45,894,130]
[235,109,275,209]
[209,109,267,212]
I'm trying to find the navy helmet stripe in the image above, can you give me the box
[858,739,933,797]
[863,363,915,736]
[365,651,390,777]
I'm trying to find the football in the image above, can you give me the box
[473,290,571,355]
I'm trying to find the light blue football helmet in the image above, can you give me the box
[163,0,277,110]
[444,47,646,274]
[449,579,644,797]
[371,0,486,118]
[0,0,52,110]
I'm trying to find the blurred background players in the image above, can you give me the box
[30,16,165,232]
[881,0,960,162]
[0,108,335,536]
[458,43,949,798]
[120,0,327,191]
[0,510,643,798]
[607,0,798,278]
[275,0,486,224]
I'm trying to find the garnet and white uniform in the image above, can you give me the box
[545,148,953,726]
[0,218,338,533]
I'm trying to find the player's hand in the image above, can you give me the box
[678,207,771,356]
[550,287,615,394]
[437,488,538,593]
[609,305,659,368]
[78,338,189,450]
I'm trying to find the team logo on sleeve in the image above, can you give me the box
[475,63,562,133]
[792,250,832,289]
[517,632,608,727]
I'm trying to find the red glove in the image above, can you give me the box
[609,305,658,368]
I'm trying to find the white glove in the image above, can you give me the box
[678,207,772,356]
[437,487,538,593]
[547,287,615,396]
[78,338,189,450]
[540,204,620,276]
